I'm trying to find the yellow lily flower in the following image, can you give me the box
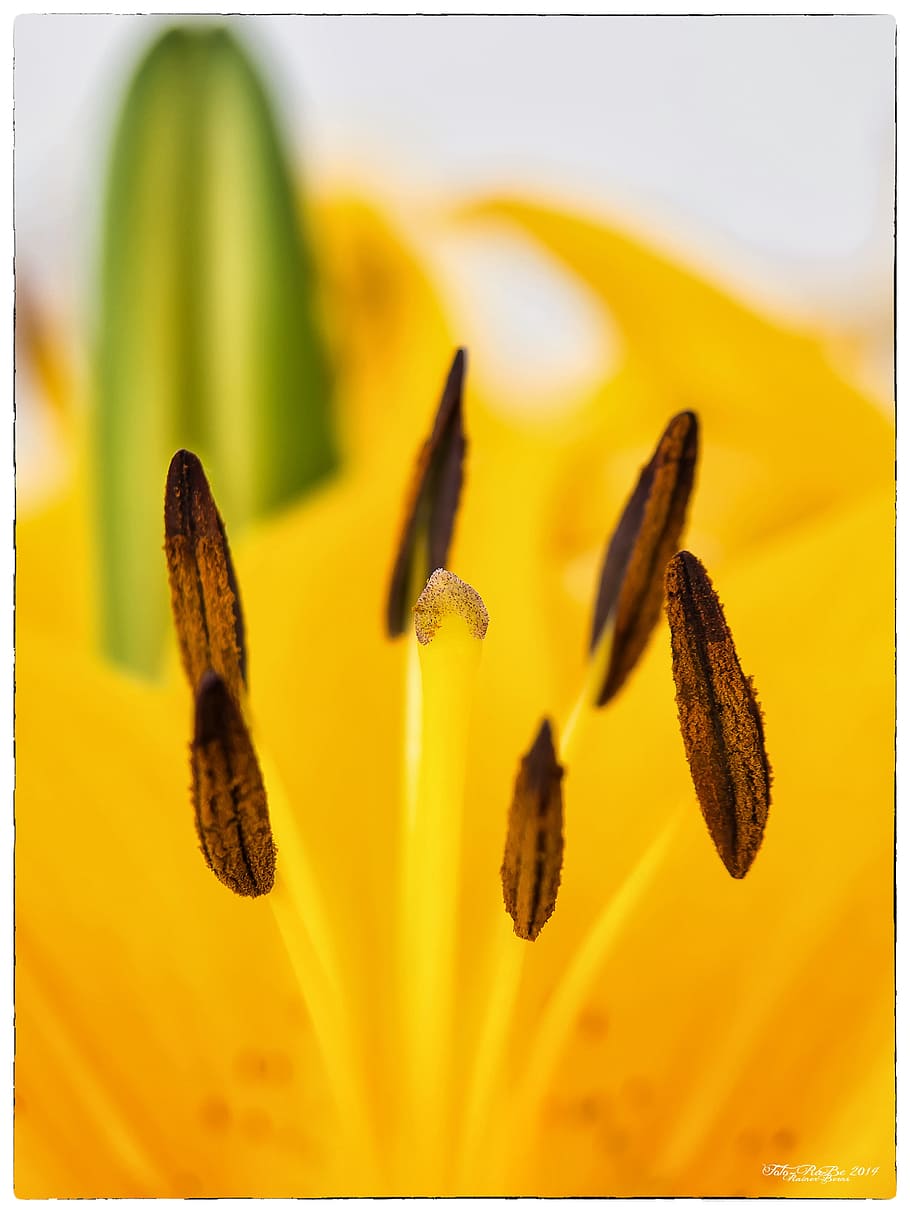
[15,191,893,1197]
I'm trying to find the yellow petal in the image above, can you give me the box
[15,634,338,1195]
[16,186,893,1197]
[503,486,893,1196]
[460,197,892,555]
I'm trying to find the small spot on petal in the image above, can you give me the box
[772,1128,797,1151]
[235,1048,269,1082]
[199,1095,232,1133]
[577,1006,610,1038]
[172,1172,204,1196]
[602,1126,630,1154]
[575,1094,605,1124]
[240,1107,273,1141]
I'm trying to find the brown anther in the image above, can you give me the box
[192,670,275,897]
[591,411,699,705]
[501,719,565,940]
[165,450,246,701]
[664,551,772,879]
[386,348,467,637]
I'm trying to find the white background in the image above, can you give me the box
[13,13,896,412]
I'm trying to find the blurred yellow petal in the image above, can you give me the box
[16,190,893,1197]
[313,195,453,469]
[16,287,96,648]
[460,196,892,555]
[15,635,344,1196]
[505,485,893,1197]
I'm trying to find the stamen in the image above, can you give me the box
[493,814,682,1190]
[459,718,566,1177]
[457,927,526,1188]
[258,752,380,1185]
[501,719,565,941]
[590,411,698,705]
[386,349,467,636]
[664,551,772,878]
[164,455,378,1174]
[192,670,275,897]
[165,449,246,702]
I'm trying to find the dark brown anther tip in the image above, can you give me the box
[501,717,565,941]
[664,551,772,880]
[591,410,699,706]
[164,449,247,696]
[165,449,205,540]
[386,348,468,637]
[192,671,276,898]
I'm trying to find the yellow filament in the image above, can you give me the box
[27,969,163,1191]
[658,859,858,1175]
[258,750,379,1187]
[457,921,527,1190]
[492,813,683,1188]
[560,613,616,764]
[397,631,424,1171]
[399,607,483,1190]
[402,533,429,829]
[458,613,616,1188]
[403,632,423,829]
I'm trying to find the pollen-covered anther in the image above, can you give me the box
[165,449,247,703]
[413,568,489,646]
[501,718,565,941]
[192,670,276,897]
[591,410,699,705]
[664,551,772,879]
[387,348,467,637]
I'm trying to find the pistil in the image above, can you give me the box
[399,569,487,1190]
